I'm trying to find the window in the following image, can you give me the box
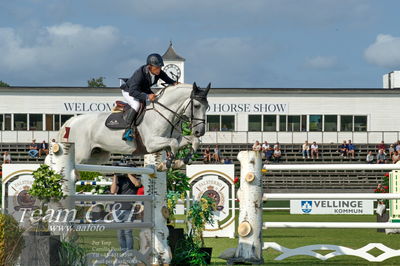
[55,115,61,130]
[263,115,276,131]
[248,115,261,131]
[0,115,2,130]
[207,115,220,131]
[29,114,43,131]
[46,114,54,131]
[354,116,367,132]
[221,116,235,131]
[14,114,27,130]
[288,115,300,132]
[279,115,287,131]
[301,115,307,132]
[340,115,353,131]
[61,115,74,127]
[324,115,337,131]
[309,115,322,131]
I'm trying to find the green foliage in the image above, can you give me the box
[76,174,109,195]
[0,214,25,265]
[187,196,215,247]
[176,144,200,161]
[171,231,208,266]
[167,169,191,193]
[29,164,65,203]
[0,80,10,87]
[58,234,87,266]
[87,77,106,87]
[375,172,390,205]
[181,121,192,136]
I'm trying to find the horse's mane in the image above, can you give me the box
[157,83,193,103]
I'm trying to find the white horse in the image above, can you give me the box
[57,83,210,164]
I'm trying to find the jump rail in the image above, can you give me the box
[263,193,400,200]
[75,164,155,175]
[263,163,400,171]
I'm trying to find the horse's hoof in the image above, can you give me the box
[166,159,172,169]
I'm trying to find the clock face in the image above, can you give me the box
[163,64,181,81]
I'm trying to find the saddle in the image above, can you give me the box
[105,101,145,130]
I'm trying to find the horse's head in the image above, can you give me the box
[189,82,210,137]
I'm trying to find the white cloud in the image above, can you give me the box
[304,56,338,69]
[0,23,138,86]
[364,34,400,68]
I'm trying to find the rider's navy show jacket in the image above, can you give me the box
[121,65,175,102]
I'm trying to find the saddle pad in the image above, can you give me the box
[105,112,128,129]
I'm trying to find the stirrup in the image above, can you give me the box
[122,129,134,141]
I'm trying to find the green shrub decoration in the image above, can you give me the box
[29,164,65,203]
[0,214,25,266]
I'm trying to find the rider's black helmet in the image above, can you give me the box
[146,53,164,67]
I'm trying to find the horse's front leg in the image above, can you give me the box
[178,136,200,152]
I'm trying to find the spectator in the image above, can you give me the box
[389,144,395,159]
[203,146,211,163]
[310,141,319,159]
[224,158,233,164]
[396,141,400,153]
[28,139,39,158]
[111,162,143,252]
[376,149,387,164]
[273,142,280,150]
[347,140,356,159]
[38,140,49,157]
[377,141,386,153]
[212,144,221,163]
[252,141,262,152]
[392,151,400,164]
[3,151,11,164]
[366,151,374,164]
[273,147,282,163]
[339,140,348,157]
[221,124,228,131]
[262,141,273,163]
[302,141,310,159]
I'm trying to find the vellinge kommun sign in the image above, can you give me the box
[290,200,374,215]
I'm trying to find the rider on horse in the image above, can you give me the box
[120,53,177,141]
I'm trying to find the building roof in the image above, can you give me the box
[162,42,185,61]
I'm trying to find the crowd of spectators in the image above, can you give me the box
[203,144,233,164]
[27,139,51,158]
[365,140,400,164]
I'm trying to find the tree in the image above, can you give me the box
[0,80,10,87]
[87,77,106,87]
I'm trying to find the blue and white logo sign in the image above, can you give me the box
[301,201,312,213]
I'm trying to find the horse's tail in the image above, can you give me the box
[57,116,76,142]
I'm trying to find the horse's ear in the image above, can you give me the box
[193,82,198,91]
[205,83,211,95]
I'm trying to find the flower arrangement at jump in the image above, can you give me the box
[374,172,390,206]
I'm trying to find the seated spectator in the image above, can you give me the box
[28,139,39,158]
[38,140,49,157]
[339,140,348,157]
[273,147,282,163]
[262,141,273,162]
[377,141,386,153]
[252,141,262,152]
[396,141,400,153]
[392,151,400,164]
[302,141,310,159]
[3,151,11,164]
[366,151,374,164]
[212,144,221,163]
[221,124,229,131]
[203,146,211,163]
[310,141,319,159]
[389,144,395,159]
[274,142,280,150]
[376,149,387,164]
[347,140,356,159]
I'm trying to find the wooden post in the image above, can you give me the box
[140,152,171,265]
[229,151,264,264]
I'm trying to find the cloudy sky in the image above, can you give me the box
[0,0,399,88]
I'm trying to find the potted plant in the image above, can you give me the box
[186,196,216,264]
[0,213,25,266]
[21,164,65,265]
[375,172,390,232]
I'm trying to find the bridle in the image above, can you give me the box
[146,86,207,138]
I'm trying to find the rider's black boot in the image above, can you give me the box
[122,109,138,141]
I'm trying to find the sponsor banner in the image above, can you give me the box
[290,200,374,215]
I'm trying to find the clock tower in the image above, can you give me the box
[161,42,185,83]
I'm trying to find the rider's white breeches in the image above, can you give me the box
[121,90,140,111]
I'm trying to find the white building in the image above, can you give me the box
[0,44,399,144]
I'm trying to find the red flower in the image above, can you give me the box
[384,186,389,190]
[384,173,389,177]
[234,177,239,184]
